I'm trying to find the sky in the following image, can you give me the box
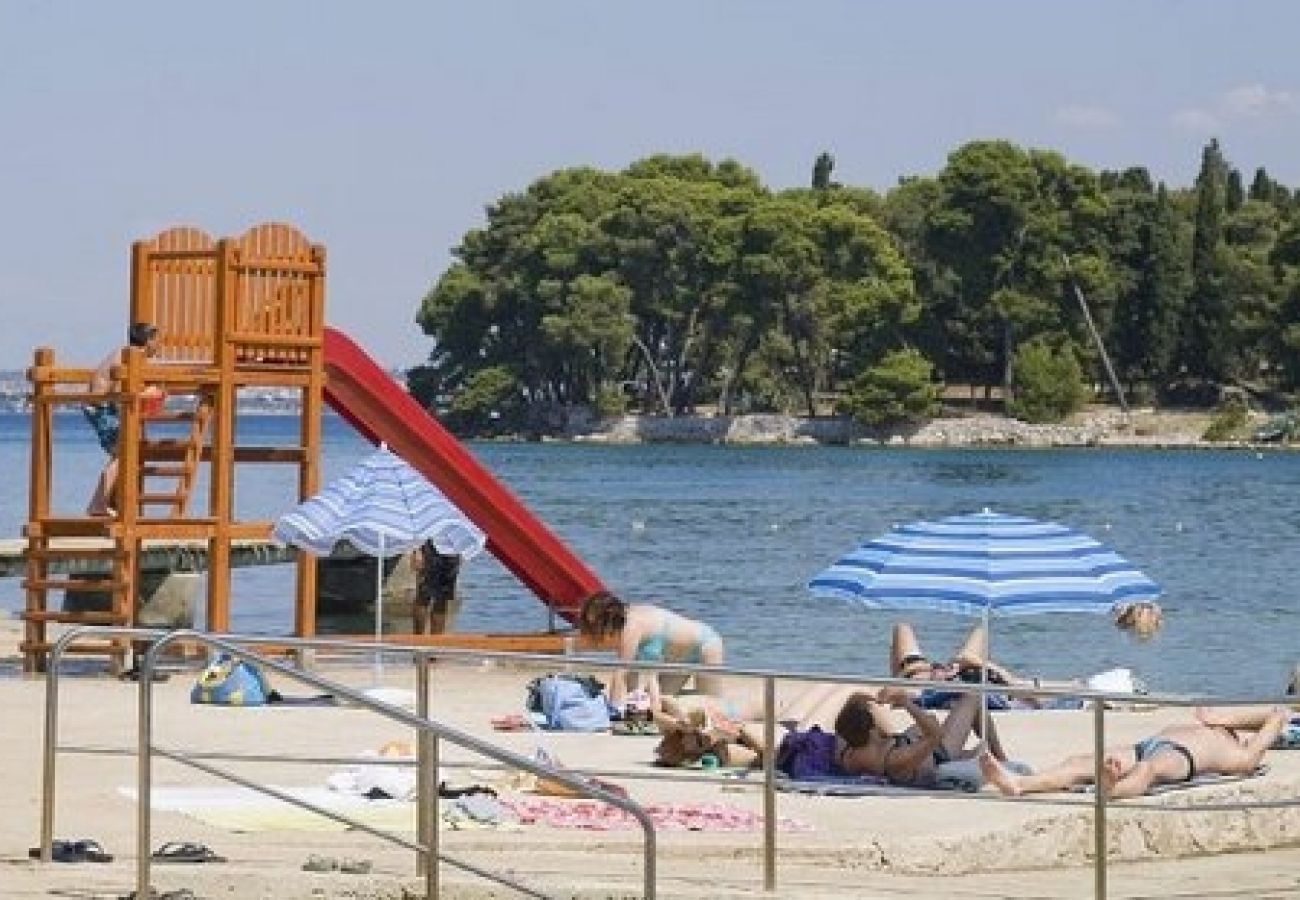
[2,1,1298,369]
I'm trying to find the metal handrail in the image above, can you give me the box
[41,626,657,900]
[39,626,1298,900]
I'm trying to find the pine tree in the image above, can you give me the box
[1248,167,1274,203]
[812,152,835,191]
[1181,140,1228,381]
[1225,168,1245,213]
[1141,186,1189,386]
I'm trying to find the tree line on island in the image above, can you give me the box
[409,139,1300,435]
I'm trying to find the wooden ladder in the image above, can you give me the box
[21,520,135,673]
[137,393,214,518]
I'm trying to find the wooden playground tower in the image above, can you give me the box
[23,222,326,672]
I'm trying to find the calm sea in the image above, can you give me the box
[1,412,1296,698]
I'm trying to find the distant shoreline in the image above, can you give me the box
[558,407,1279,449]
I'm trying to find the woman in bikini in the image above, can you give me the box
[979,706,1287,799]
[832,686,1013,787]
[578,591,725,712]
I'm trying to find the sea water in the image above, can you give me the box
[1,412,1296,698]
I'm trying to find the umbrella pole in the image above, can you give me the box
[980,605,990,749]
[375,534,385,683]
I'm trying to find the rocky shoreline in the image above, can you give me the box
[561,407,1271,449]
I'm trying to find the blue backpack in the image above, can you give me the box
[191,654,273,706]
[537,675,612,732]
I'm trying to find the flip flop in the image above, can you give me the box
[151,841,225,863]
[29,840,78,862]
[30,839,115,863]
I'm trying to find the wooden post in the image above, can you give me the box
[207,239,236,632]
[24,348,55,671]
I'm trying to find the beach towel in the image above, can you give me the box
[119,785,414,833]
[500,798,812,833]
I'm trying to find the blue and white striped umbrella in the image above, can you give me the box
[274,447,486,676]
[273,447,486,560]
[807,509,1161,618]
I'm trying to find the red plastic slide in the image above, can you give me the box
[322,326,606,622]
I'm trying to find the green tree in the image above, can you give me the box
[1181,139,1230,380]
[839,348,941,425]
[812,152,836,191]
[1110,184,1189,392]
[1008,338,1089,423]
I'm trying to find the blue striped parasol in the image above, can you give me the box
[274,446,485,674]
[273,446,485,560]
[807,508,1160,618]
[808,508,1161,733]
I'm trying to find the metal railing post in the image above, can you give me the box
[416,650,438,898]
[39,638,64,861]
[1093,699,1107,899]
[762,675,777,891]
[137,639,159,900]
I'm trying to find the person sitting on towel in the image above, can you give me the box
[979,706,1287,799]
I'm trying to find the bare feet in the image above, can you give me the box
[1098,755,1124,797]
[978,750,1022,796]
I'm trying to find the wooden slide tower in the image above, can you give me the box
[23,223,326,671]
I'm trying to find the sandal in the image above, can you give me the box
[302,853,338,872]
[151,841,226,863]
[30,838,114,863]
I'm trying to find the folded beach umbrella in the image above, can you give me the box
[274,445,486,672]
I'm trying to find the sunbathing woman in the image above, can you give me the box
[979,706,1287,799]
[891,621,1069,710]
[653,683,868,769]
[833,686,1013,787]
[654,681,1016,787]
[578,591,725,712]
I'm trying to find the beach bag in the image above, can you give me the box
[1274,716,1300,750]
[776,725,838,779]
[536,675,612,732]
[525,673,605,713]
[190,654,273,706]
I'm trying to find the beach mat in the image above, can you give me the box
[119,785,415,833]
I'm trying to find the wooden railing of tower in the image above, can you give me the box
[22,350,134,671]
[21,222,326,672]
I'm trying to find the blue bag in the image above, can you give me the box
[537,675,611,732]
[191,654,273,706]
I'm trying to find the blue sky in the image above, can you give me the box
[2,1,1297,368]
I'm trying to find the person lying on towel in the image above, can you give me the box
[979,706,1288,799]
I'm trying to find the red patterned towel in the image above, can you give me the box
[501,798,812,833]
